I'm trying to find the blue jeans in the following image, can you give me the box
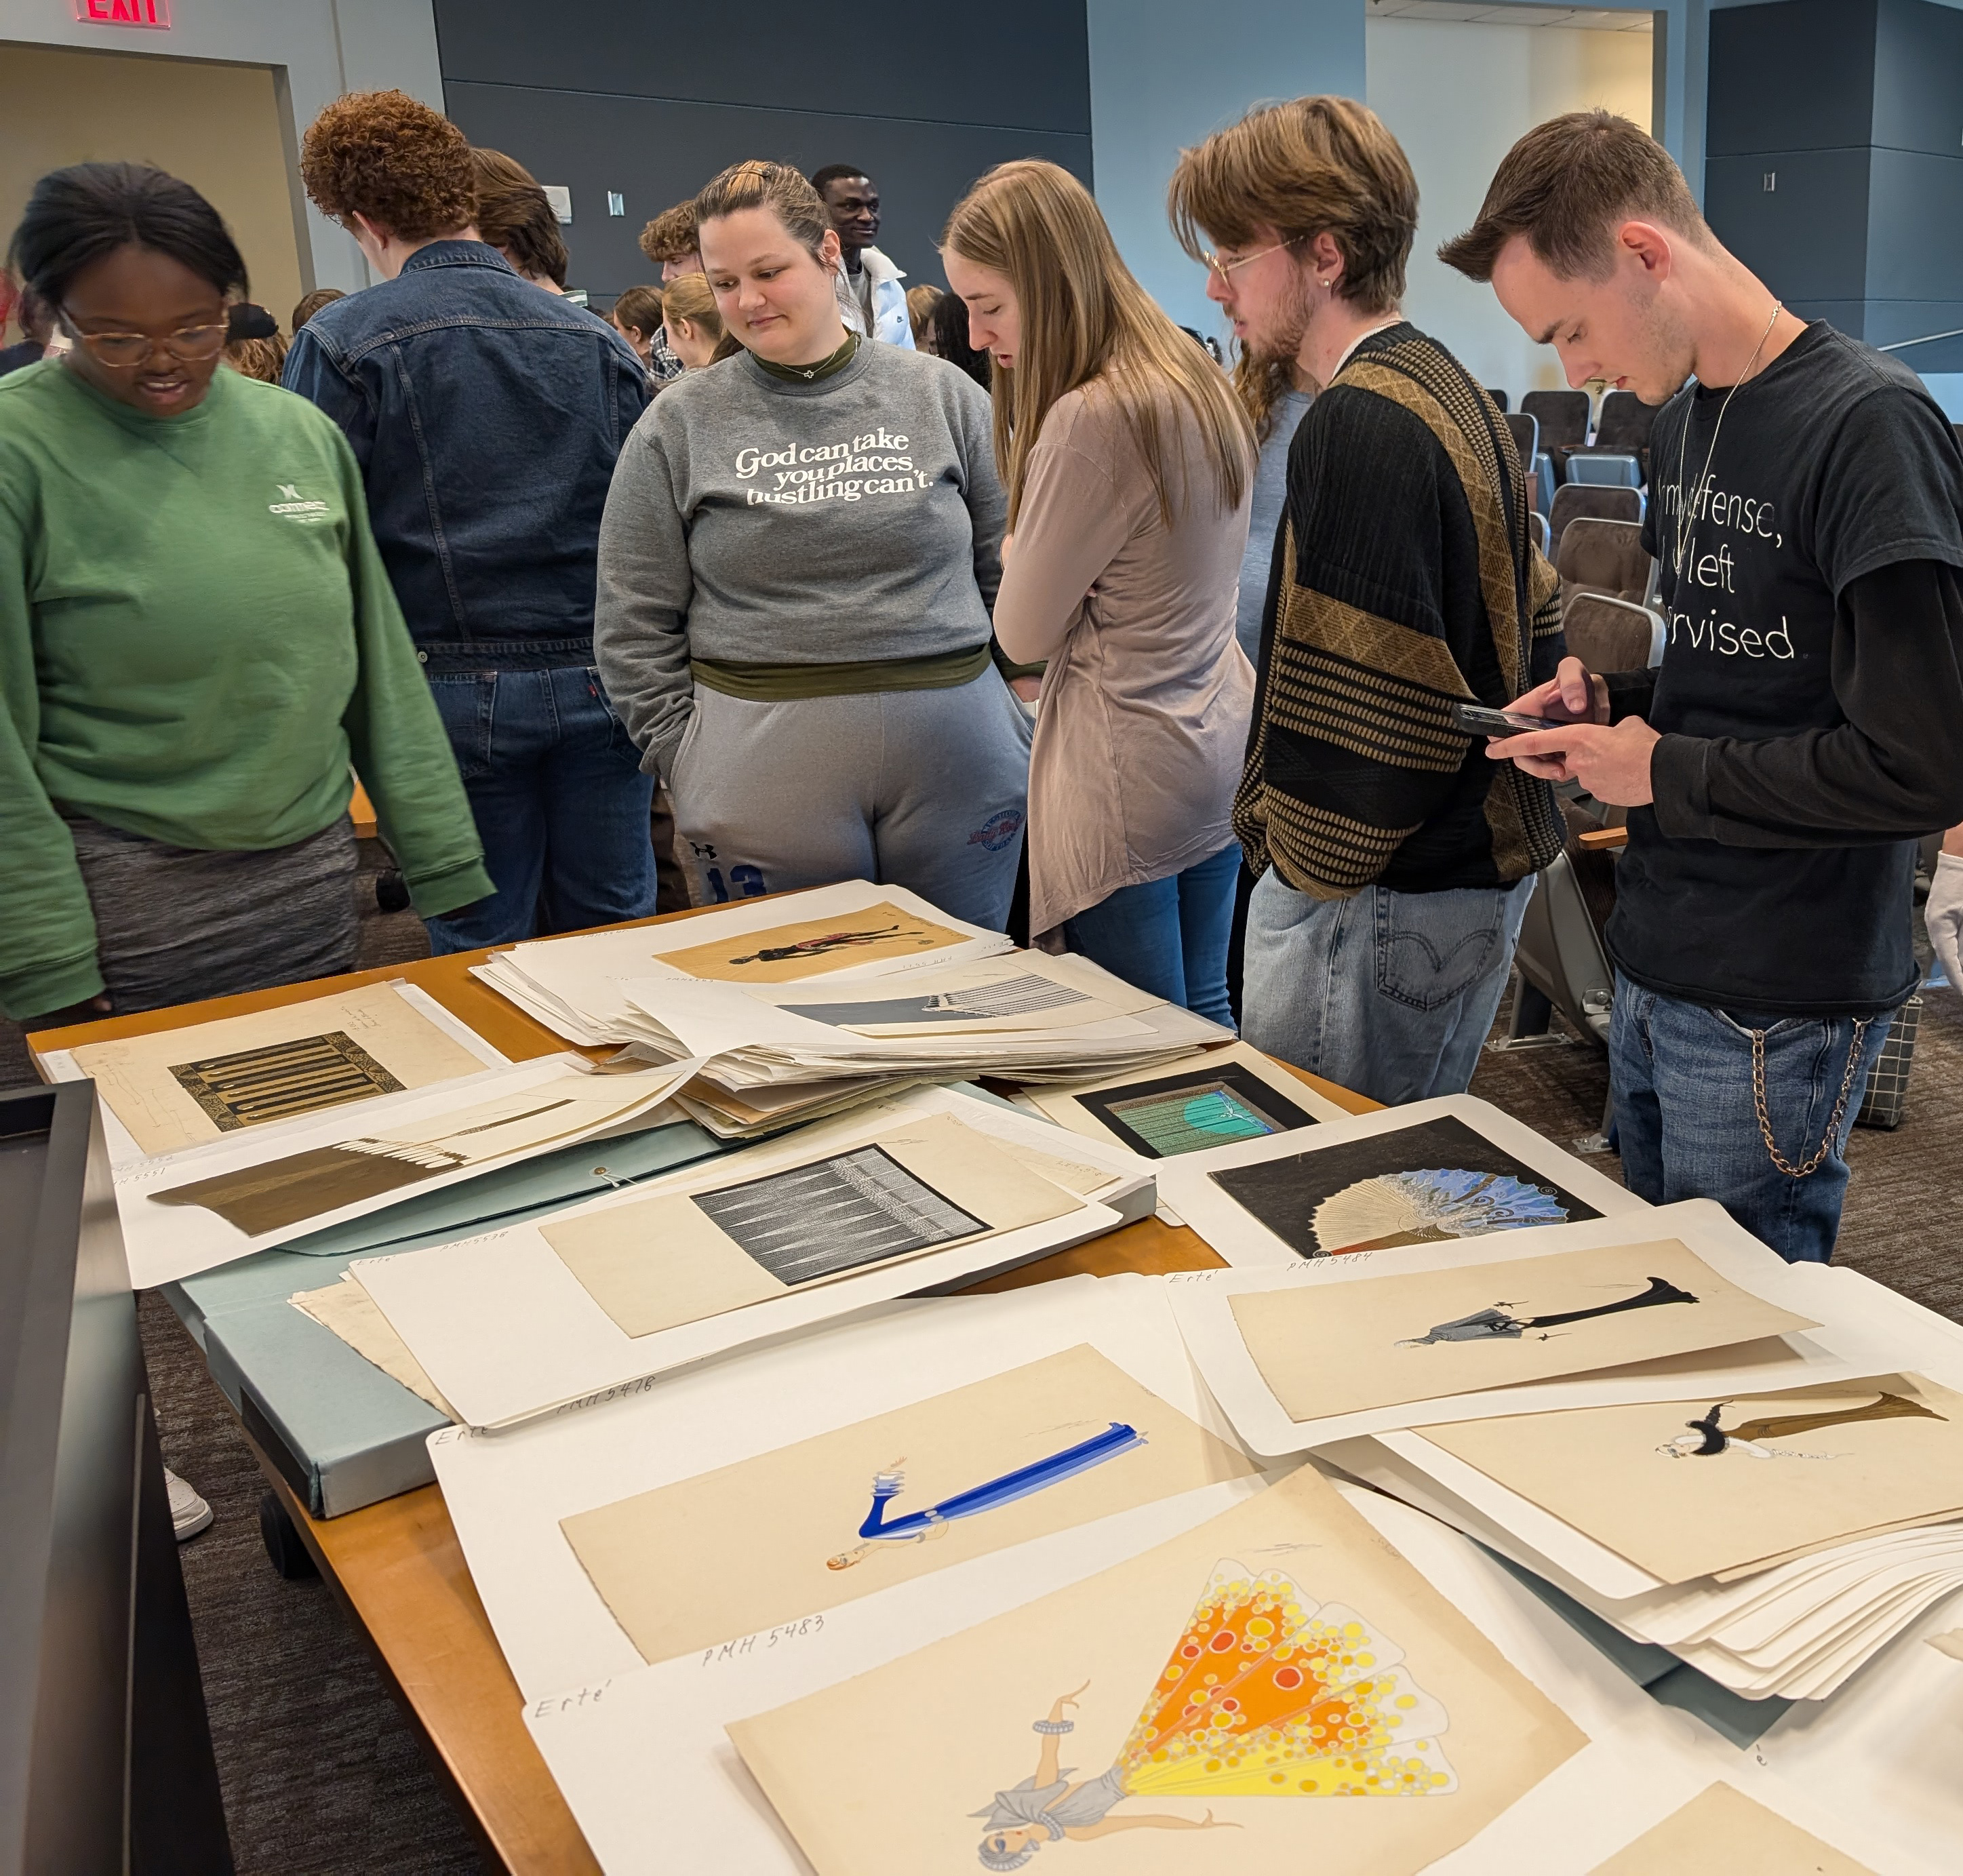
[424,666,658,953]
[1063,844,1240,1027]
[1609,974,1893,1264]
[1242,871,1533,1105]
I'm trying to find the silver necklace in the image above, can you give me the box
[1671,300,1783,580]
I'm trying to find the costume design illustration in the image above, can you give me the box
[1208,1115,1601,1258]
[973,1558,1453,1866]
[1400,1275,1699,1346]
[1661,1390,1944,1458]
[829,1421,1147,1570]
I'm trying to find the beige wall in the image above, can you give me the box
[1368,16,1654,401]
[1,39,305,342]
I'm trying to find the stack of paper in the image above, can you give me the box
[471,881,1015,1047]
[1167,1194,1963,1702]
[609,949,1233,1094]
[1332,1396,1963,1703]
[1320,1260,1963,1703]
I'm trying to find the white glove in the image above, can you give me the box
[1927,850,1963,989]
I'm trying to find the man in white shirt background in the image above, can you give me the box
[810,164,915,348]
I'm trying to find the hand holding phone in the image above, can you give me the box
[1452,701,1569,739]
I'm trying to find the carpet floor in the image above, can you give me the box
[5,882,1960,1871]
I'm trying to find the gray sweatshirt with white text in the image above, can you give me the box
[594,341,1006,778]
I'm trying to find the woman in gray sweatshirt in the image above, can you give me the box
[595,160,1031,925]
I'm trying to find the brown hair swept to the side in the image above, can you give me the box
[1437,111,1708,283]
[611,284,665,340]
[637,199,700,266]
[1168,96,1417,315]
[943,159,1252,530]
[693,160,831,260]
[300,90,476,243]
[471,148,569,286]
[291,286,345,330]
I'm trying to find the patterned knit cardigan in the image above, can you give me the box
[1237,323,1566,899]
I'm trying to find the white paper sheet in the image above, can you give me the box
[618,951,1233,1085]
[1153,1093,1644,1269]
[1756,1586,1963,1871]
[519,1475,1756,1876]
[110,1053,700,1287]
[37,980,507,1170]
[1164,1202,1869,1456]
[481,882,1014,1043]
[430,1274,1263,1697]
[1318,1266,1963,1702]
[358,1088,1149,1427]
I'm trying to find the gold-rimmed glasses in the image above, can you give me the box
[58,309,229,368]
[1202,238,1301,285]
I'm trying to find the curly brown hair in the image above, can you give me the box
[637,199,699,266]
[224,332,290,384]
[300,90,476,243]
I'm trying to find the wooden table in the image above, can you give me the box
[29,918,1374,1873]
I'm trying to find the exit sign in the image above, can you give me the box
[74,0,172,25]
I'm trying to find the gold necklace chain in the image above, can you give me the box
[1670,299,1783,580]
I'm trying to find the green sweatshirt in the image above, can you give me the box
[0,360,493,1018]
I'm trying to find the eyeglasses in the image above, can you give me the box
[1202,238,1301,285]
[58,309,229,368]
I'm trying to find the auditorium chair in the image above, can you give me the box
[1521,388,1590,480]
[1565,452,1644,490]
[1564,388,1659,482]
[1547,481,1642,553]
[1503,412,1553,521]
[1555,517,1652,624]
[1562,591,1666,673]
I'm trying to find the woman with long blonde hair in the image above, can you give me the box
[943,160,1254,1020]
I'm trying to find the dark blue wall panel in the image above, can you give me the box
[1707,0,1963,372]
[1703,150,1871,305]
[434,0,1092,302]
[1873,0,1963,157]
[1705,0,1876,157]
[433,1,1090,133]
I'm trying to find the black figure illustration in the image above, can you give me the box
[1663,1390,1945,1458]
[730,921,911,965]
[1398,1275,1699,1346]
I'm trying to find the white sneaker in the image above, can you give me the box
[165,1468,213,1541]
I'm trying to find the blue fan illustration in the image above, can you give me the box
[1311,1166,1570,1254]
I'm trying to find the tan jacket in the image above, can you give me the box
[994,382,1254,934]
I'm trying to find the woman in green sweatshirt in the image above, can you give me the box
[0,163,492,1024]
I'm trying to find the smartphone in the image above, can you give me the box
[1453,701,1567,738]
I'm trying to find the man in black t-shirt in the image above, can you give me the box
[1441,112,1963,1263]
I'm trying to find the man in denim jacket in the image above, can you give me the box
[285,90,656,953]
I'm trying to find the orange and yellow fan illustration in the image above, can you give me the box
[1117,1560,1456,1799]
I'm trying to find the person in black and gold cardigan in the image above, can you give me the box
[1170,96,1564,1105]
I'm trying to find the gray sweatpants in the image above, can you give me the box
[664,673,1032,929]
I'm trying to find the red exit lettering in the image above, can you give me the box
[74,0,173,27]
